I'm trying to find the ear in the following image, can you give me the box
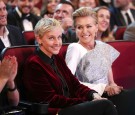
[35,35,41,44]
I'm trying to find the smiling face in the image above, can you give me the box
[36,27,62,58]
[47,0,60,13]
[75,16,98,45]
[97,9,110,33]
[18,0,34,14]
[0,1,7,27]
[53,3,73,23]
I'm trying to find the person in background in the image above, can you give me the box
[22,17,118,115]
[7,0,18,11]
[109,0,135,30]
[123,21,135,41]
[0,56,19,107]
[94,6,115,42]
[41,0,61,18]
[78,0,100,9]
[53,0,78,43]
[0,0,26,54]
[7,0,40,31]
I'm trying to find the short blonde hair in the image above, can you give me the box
[34,18,62,38]
[72,7,98,27]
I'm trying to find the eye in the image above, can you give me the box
[87,25,92,28]
[49,37,54,40]
[55,10,60,14]
[77,26,83,30]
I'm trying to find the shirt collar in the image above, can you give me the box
[3,26,9,38]
[15,7,22,18]
[15,7,30,18]
[36,47,54,65]
[121,9,131,15]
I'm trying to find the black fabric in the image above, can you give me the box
[36,48,70,97]
[125,13,132,25]
[103,89,135,115]
[58,100,117,115]
[0,87,8,108]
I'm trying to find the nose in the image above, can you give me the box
[82,27,87,34]
[54,38,59,44]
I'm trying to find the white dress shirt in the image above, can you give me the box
[16,7,33,31]
[0,27,11,47]
[121,9,135,25]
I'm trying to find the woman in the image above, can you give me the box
[41,0,61,18]
[65,7,135,115]
[65,6,122,96]
[22,18,117,115]
[94,6,115,41]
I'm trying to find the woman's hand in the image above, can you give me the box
[105,84,123,96]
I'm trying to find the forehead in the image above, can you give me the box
[18,0,33,2]
[0,1,5,7]
[55,4,73,12]
[97,9,110,15]
[75,16,96,25]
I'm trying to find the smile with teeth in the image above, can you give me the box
[82,35,90,38]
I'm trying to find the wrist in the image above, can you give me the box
[92,93,101,99]
[7,84,17,92]
[7,81,17,92]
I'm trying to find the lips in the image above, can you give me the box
[82,35,90,38]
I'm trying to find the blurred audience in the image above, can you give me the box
[0,0,26,54]
[109,0,135,30]
[42,0,61,18]
[53,1,78,43]
[94,6,115,41]
[123,21,135,41]
[7,0,41,31]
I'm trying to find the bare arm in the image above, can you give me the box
[106,67,123,96]
[108,68,116,86]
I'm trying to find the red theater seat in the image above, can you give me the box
[22,31,35,45]
[114,26,126,40]
[107,41,135,89]
[59,41,135,89]
[0,45,49,114]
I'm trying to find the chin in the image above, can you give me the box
[53,51,60,55]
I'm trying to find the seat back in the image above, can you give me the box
[59,43,70,59]
[60,41,135,89]
[114,26,126,40]
[22,31,35,45]
[1,45,37,99]
[107,41,135,89]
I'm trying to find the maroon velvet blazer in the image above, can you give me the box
[23,52,94,114]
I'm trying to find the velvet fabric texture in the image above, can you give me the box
[23,50,95,114]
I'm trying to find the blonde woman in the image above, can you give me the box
[65,7,135,115]
[23,18,117,115]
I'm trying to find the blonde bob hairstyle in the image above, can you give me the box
[72,7,98,27]
[34,18,63,38]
